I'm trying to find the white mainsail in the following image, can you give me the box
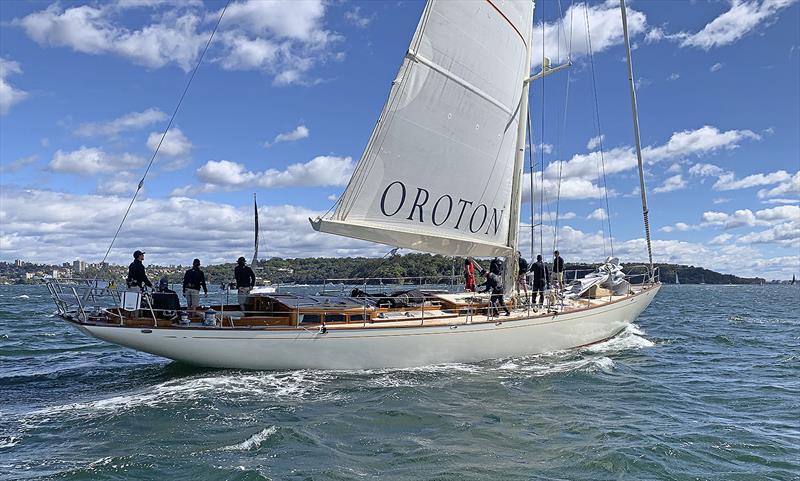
[312,0,534,257]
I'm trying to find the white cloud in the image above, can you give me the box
[0,57,28,115]
[0,154,38,174]
[666,163,682,174]
[690,162,797,195]
[713,197,731,204]
[758,171,800,198]
[187,155,354,192]
[0,188,386,265]
[48,147,144,175]
[710,62,724,72]
[75,108,167,137]
[587,208,608,221]
[3,188,796,279]
[587,135,605,150]
[267,125,309,146]
[701,205,800,230]
[672,0,798,50]
[667,72,680,81]
[653,174,687,193]
[96,171,139,195]
[714,170,792,191]
[708,233,733,245]
[560,212,577,220]
[643,126,760,162]
[344,6,373,28]
[15,1,339,84]
[659,222,699,233]
[146,127,192,158]
[532,1,647,68]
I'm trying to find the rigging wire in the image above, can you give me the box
[539,0,546,260]
[96,0,232,272]
[583,1,615,257]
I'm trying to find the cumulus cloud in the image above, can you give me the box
[14,0,339,84]
[701,205,800,232]
[175,155,355,194]
[757,171,800,199]
[671,0,798,50]
[48,147,144,175]
[146,127,192,156]
[586,134,605,150]
[690,162,798,195]
[653,174,687,193]
[708,233,733,245]
[0,57,28,115]
[587,208,608,221]
[266,125,309,146]
[710,62,724,72]
[0,188,385,265]
[660,222,697,233]
[532,1,647,68]
[75,108,166,137]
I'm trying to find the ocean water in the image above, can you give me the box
[0,284,798,480]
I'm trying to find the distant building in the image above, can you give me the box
[73,260,86,273]
[14,259,24,267]
[25,273,34,280]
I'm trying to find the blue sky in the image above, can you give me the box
[0,0,798,279]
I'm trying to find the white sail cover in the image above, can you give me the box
[312,0,533,257]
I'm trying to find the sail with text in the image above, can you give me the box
[311,0,534,257]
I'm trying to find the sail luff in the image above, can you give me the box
[503,2,534,294]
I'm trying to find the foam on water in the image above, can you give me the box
[221,426,278,451]
[25,370,334,422]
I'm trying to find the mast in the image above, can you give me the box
[252,193,259,267]
[503,1,535,295]
[620,0,654,281]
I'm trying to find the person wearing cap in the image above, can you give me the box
[182,258,208,309]
[126,250,153,289]
[234,257,256,312]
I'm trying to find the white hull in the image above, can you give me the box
[73,285,660,370]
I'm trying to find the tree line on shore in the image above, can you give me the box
[0,254,765,285]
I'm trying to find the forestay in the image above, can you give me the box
[312,0,534,257]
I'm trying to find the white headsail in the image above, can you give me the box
[312,0,534,257]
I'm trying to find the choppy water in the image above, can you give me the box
[1,284,798,480]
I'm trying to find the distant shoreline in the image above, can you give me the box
[1,255,786,285]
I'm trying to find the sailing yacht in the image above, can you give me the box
[46,0,660,370]
[675,272,680,285]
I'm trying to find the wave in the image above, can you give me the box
[0,436,20,449]
[221,426,278,451]
[24,370,334,422]
[13,295,30,299]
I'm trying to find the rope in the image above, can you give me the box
[584,1,614,257]
[96,0,231,273]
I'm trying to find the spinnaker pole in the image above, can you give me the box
[620,0,654,281]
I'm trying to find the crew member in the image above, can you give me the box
[531,254,550,309]
[235,256,256,312]
[479,271,510,317]
[553,250,565,290]
[464,258,476,292]
[127,250,152,289]
[516,251,530,301]
[183,258,208,309]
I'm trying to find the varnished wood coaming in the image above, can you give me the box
[72,284,659,332]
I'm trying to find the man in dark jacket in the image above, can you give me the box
[531,254,550,309]
[127,250,152,289]
[183,258,208,309]
[234,256,256,311]
[552,250,565,289]
[479,271,510,317]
